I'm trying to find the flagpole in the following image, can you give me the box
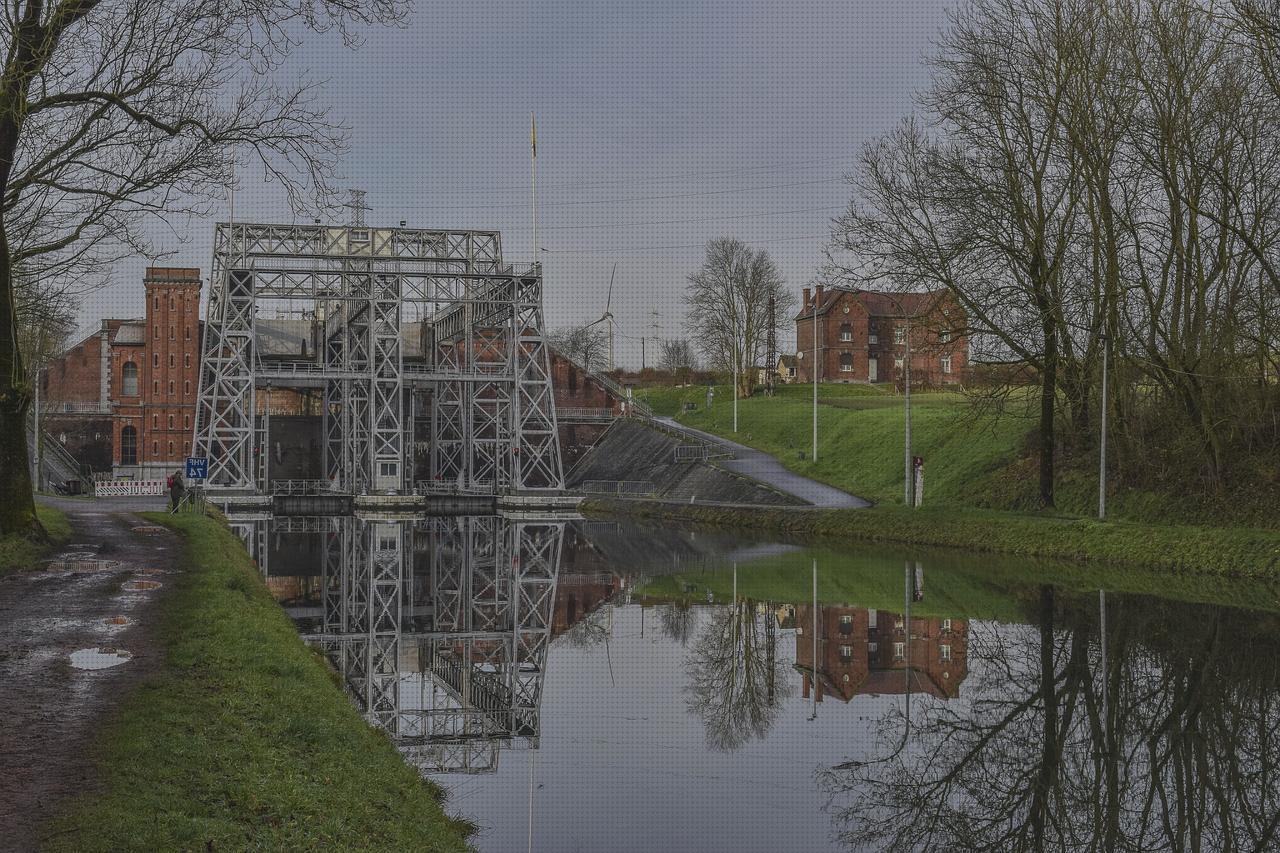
[530,112,537,260]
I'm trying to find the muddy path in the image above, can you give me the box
[0,498,180,852]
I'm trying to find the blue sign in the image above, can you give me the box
[185,457,208,480]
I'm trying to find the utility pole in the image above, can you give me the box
[1098,332,1109,520]
[732,306,739,433]
[904,312,913,507]
[766,293,777,396]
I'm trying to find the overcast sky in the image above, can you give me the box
[81,0,954,368]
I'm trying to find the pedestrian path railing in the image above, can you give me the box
[579,480,657,497]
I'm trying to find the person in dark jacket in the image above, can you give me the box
[168,470,185,510]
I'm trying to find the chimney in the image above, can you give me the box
[803,287,811,308]
[816,284,825,304]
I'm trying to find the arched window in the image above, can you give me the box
[120,426,137,465]
[167,415,174,430]
[839,352,854,372]
[839,323,853,342]
[122,362,139,396]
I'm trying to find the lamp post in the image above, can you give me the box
[812,296,819,461]
[904,313,912,507]
[732,307,739,434]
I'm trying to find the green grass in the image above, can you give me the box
[0,504,72,576]
[585,499,1280,579]
[631,529,1280,618]
[636,383,1028,507]
[46,511,471,852]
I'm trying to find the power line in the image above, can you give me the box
[446,178,841,210]
[541,233,829,255]
[538,205,844,231]
[412,156,851,196]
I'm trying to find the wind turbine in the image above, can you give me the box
[587,262,617,372]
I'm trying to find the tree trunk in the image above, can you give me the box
[1038,314,1057,508]
[0,214,40,539]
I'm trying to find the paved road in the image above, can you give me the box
[656,418,871,509]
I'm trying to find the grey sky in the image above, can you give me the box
[81,0,954,368]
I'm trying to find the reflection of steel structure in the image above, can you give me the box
[300,514,563,774]
[193,223,563,497]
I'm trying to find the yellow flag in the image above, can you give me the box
[530,112,537,158]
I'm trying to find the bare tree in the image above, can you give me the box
[685,239,794,398]
[0,0,407,537]
[658,337,696,384]
[548,323,609,373]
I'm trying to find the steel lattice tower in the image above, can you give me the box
[193,223,564,496]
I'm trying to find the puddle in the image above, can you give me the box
[44,559,122,573]
[104,616,131,627]
[69,647,132,670]
[122,579,162,592]
[60,551,99,560]
[131,526,166,535]
[66,543,101,551]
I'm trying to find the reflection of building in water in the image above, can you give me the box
[237,513,563,775]
[794,605,968,702]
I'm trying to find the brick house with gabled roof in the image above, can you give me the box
[793,285,969,386]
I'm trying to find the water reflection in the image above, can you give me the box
[233,514,1280,851]
[818,588,1280,852]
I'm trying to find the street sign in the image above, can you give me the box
[185,457,208,480]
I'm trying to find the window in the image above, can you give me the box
[869,333,878,344]
[894,618,904,629]
[168,380,175,395]
[120,426,137,465]
[153,325,160,340]
[152,440,158,456]
[167,415,174,430]
[185,326,191,340]
[893,642,905,660]
[941,644,952,662]
[839,352,853,372]
[169,326,175,340]
[167,441,174,457]
[869,642,878,653]
[942,619,952,633]
[840,615,853,625]
[169,354,175,368]
[894,326,906,344]
[153,353,159,368]
[184,354,191,368]
[183,414,190,429]
[941,355,953,374]
[151,414,158,429]
[895,357,904,370]
[184,380,191,396]
[839,645,853,662]
[839,323,852,342]
[122,362,138,396]
[153,380,159,395]
[153,296,159,310]
[941,330,951,344]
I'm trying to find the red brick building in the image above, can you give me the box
[794,604,968,702]
[794,286,969,386]
[41,267,203,479]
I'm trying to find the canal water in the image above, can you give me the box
[240,513,1280,852]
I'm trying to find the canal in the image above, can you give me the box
[239,513,1280,852]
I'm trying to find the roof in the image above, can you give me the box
[794,287,949,321]
[777,354,797,368]
[111,321,147,345]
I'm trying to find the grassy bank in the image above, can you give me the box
[629,528,1280,618]
[584,499,1280,578]
[47,511,471,852]
[0,504,72,576]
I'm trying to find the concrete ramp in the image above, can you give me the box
[567,419,806,506]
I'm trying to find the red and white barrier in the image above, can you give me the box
[94,480,166,497]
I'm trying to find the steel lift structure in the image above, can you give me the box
[193,222,564,498]
[228,513,563,774]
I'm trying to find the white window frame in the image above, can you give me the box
[941,355,953,374]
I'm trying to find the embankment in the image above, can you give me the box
[45,511,471,852]
[582,499,1280,578]
[569,418,804,505]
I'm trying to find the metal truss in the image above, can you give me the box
[193,223,563,495]
[294,513,563,774]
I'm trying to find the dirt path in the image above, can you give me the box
[0,497,180,852]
